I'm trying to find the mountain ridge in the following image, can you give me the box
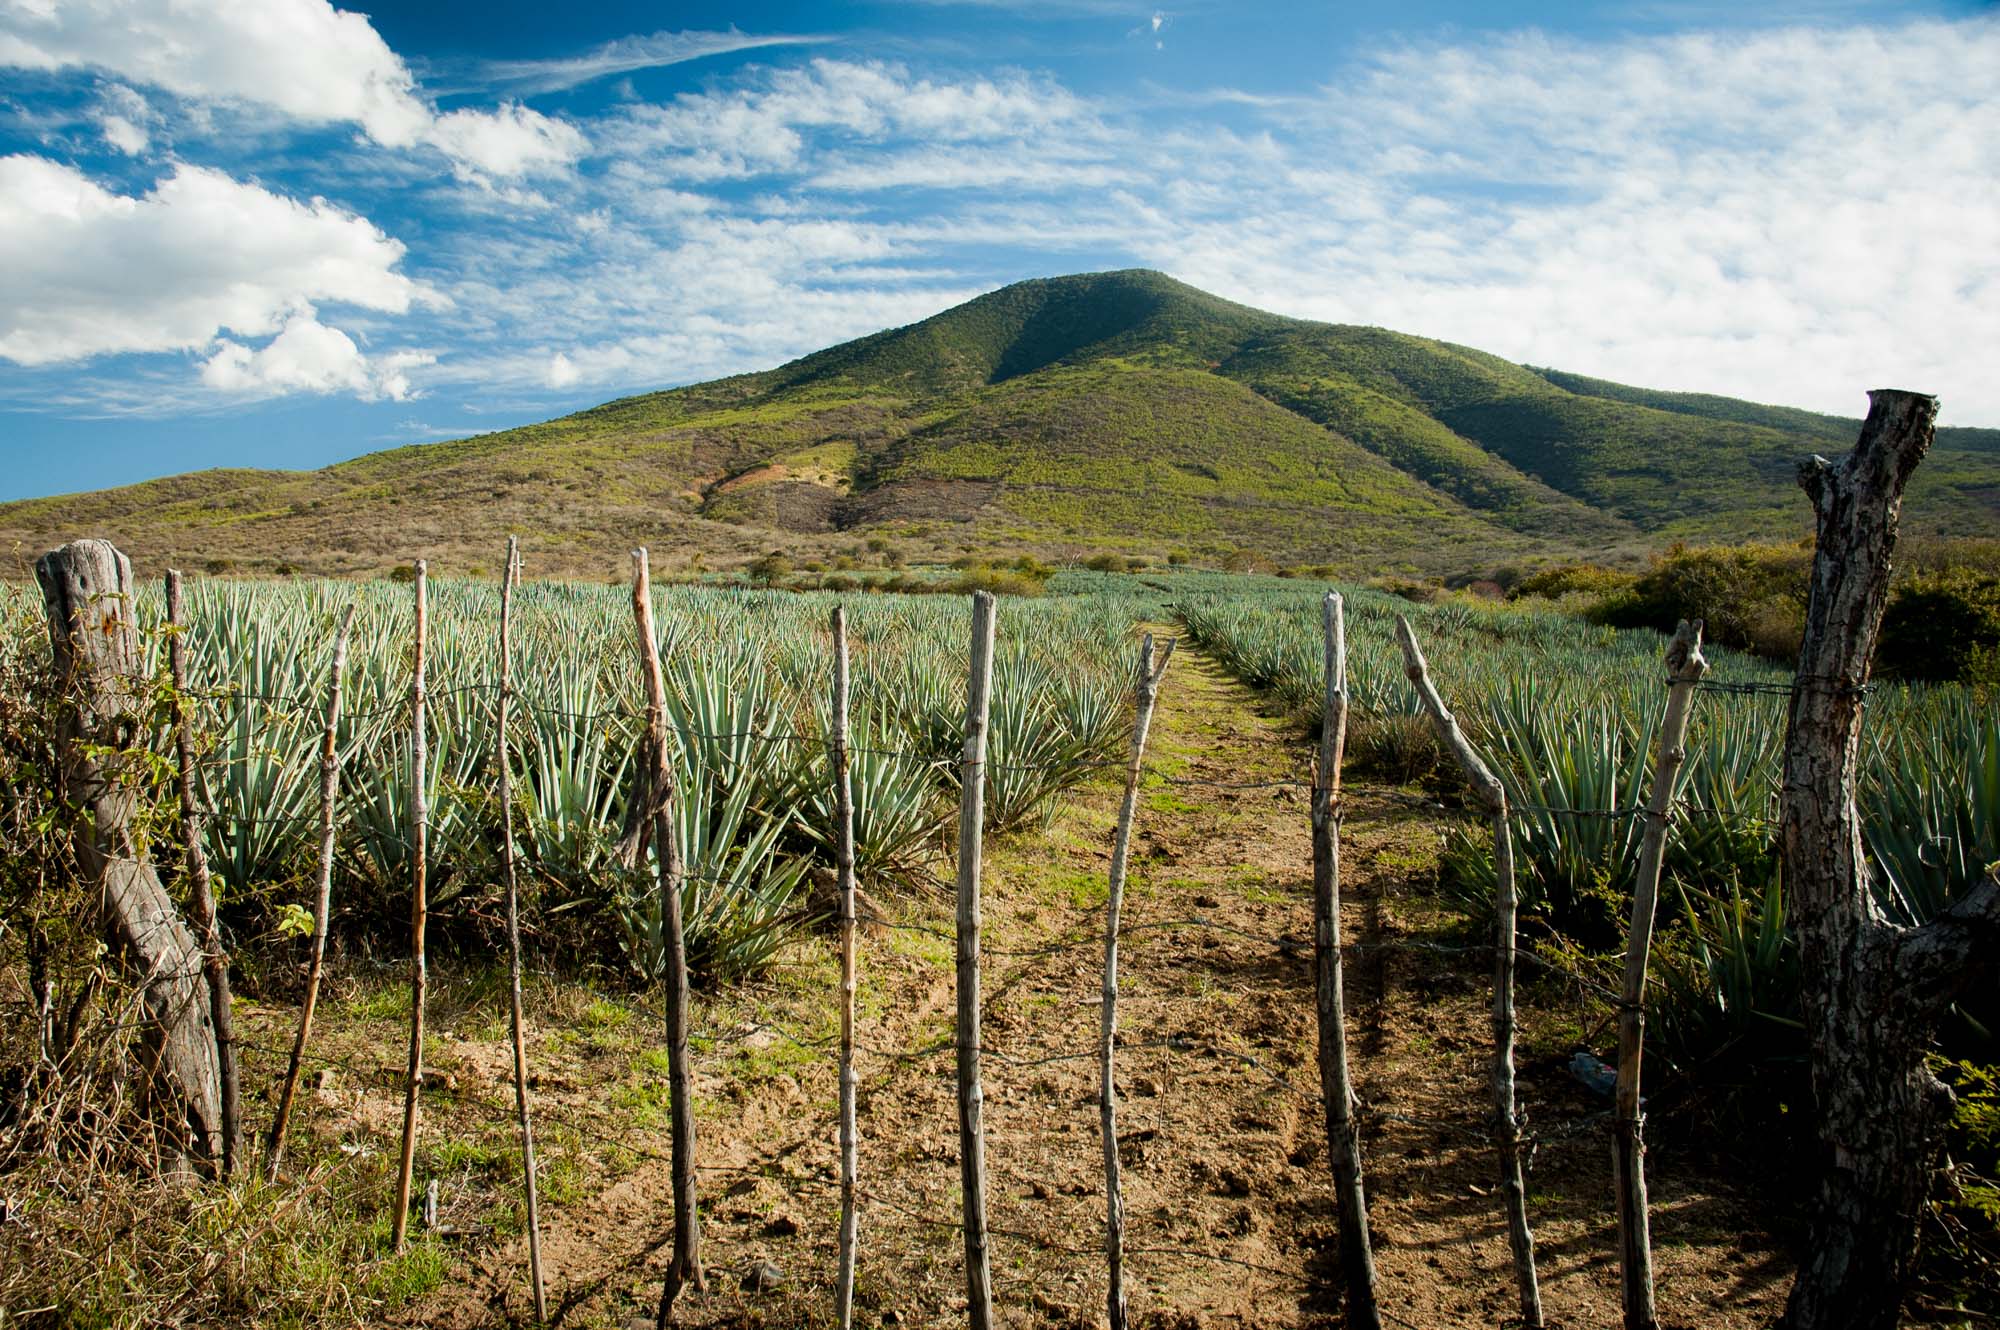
[6,269,1995,578]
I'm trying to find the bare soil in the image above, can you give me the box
[361,636,1792,1329]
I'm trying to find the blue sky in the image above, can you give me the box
[3,0,1996,502]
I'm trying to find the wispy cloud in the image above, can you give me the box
[478,28,831,96]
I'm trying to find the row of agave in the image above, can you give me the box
[1177,583,1999,1082]
[0,576,1145,983]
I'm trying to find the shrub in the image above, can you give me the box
[1877,568,2000,685]
[747,552,792,586]
[1590,541,1810,659]
[1508,563,1637,601]
[949,561,1050,597]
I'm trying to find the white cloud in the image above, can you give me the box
[0,155,442,371]
[601,59,1098,180]
[201,308,433,400]
[482,28,828,96]
[544,351,580,388]
[92,82,151,154]
[0,0,584,179]
[427,103,588,182]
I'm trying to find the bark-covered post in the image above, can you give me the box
[496,539,548,1322]
[1101,631,1174,1330]
[1778,390,1999,1330]
[165,570,241,1178]
[1313,593,1382,1330]
[268,602,356,1179]
[634,549,704,1323]
[392,561,429,1252]
[831,604,860,1330]
[36,539,222,1166]
[1613,619,1708,1330]
[956,590,998,1330]
[1394,614,1542,1327]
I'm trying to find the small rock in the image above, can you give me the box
[741,1258,784,1292]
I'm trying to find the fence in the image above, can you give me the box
[21,537,1834,1330]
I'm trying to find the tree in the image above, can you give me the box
[1778,390,2000,1329]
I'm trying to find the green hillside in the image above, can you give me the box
[4,269,1993,578]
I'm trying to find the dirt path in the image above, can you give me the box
[404,633,1789,1329]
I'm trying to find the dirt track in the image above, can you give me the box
[399,636,1791,1329]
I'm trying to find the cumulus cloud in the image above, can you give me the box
[0,0,584,179]
[0,154,441,369]
[201,308,434,400]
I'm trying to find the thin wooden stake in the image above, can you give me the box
[165,570,241,1178]
[1614,619,1708,1330]
[1102,631,1174,1330]
[497,539,548,1323]
[634,549,704,1324]
[1314,593,1382,1330]
[1394,614,1542,1328]
[956,590,997,1330]
[832,605,860,1330]
[392,561,429,1252]
[267,602,356,1180]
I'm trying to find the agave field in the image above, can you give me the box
[1178,583,2000,1074]
[0,575,1155,980]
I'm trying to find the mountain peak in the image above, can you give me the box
[769,267,1288,394]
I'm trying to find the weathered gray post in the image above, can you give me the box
[832,605,861,1330]
[956,590,997,1330]
[36,539,221,1166]
[392,561,429,1251]
[1101,632,1174,1330]
[1395,613,1542,1328]
[1314,593,1382,1330]
[634,549,704,1324]
[1613,619,1708,1330]
[496,539,548,1322]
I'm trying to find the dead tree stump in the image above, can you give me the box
[1779,389,2000,1330]
[36,539,222,1166]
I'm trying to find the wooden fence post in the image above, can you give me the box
[832,605,861,1330]
[1101,631,1174,1330]
[1778,390,2000,1330]
[1313,593,1382,1330]
[36,539,221,1166]
[1613,619,1708,1330]
[268,602,356,1179]
[956,590,997,1330]
[497,538,548,1322]
[633,549,704,1324]
[1394,613,1543,1328]
[393,561,429,1251]
[165,570,241,1178]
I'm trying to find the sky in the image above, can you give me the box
[2,0,1997,502]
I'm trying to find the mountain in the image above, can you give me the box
[5,270,1995,579]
